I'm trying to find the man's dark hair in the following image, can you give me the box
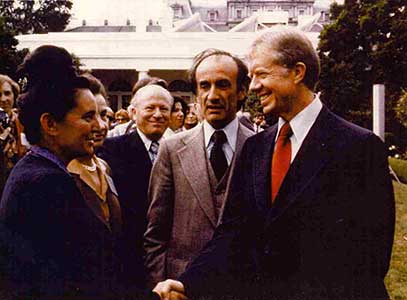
[188,48,250,95]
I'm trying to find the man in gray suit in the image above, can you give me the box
[144,48,254,287]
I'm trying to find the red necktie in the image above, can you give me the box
[271,122,292,202]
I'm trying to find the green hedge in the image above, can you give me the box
[389,157,407,183]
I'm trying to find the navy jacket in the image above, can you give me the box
[97,130,153,288]
[179,107,395,300]
[0,149,158,300]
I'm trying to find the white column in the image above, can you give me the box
[373,84,385,141]
[138,70,150,80]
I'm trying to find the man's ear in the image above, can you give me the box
[293,62,307,85]
[236,86,247,109]
[131,106,138,121]
[39,113,59,136]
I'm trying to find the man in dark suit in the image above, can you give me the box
[98,84,173,288]
[154,27,395,300]
[144,49,253,287]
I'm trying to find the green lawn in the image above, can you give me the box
[385,181,407,300]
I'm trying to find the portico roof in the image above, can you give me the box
[16,31,320,71]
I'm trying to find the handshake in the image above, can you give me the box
[153,279,187,300]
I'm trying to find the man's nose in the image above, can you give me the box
[152,107,163,118]
[249,76,261,92]
[207,85,219,101]
[92,115,102,130]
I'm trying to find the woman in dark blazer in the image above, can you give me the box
[0,46,158,299]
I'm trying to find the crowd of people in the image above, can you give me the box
[0,26,395,300]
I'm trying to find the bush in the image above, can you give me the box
[395,89,407,128]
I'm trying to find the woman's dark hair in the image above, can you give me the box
[17,45,89,144]
[172,96,187,115]
[81,73,108,99]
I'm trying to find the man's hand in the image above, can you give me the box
[153,279,187,300]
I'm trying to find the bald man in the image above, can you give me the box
[98,85,173,289]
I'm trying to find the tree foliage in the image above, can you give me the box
[0,0,73,79]
[0,0,73,34]
[395,89,407,128]
[318,0,407,141]
[0,16,25,77]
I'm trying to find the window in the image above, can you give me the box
[236,9,242,19]
[209,12,216,21]
[172,5,183,18]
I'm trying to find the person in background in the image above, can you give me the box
[66,72,150,295]
[114,109,130,125]
[98,84,173,290]
[183,103,199,130]
[108,77,168,138]
[106,106,115,129]
[0,75,26,195]
[253,112,268,133]
[236,108,254,132]
[164,96,187,138]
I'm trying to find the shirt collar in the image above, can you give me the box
[203,117,239,150]
[277,95,322,143]
[30,145,69,175]
[137,127,163,151]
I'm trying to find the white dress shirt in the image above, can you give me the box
[137,128,164,162]
[275,95,323,163]
[204,117,239,165]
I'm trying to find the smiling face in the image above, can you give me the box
[53,89,99,163]
[247,48,300,121]
[195,55,244,129]
[133,85,172,141]
[0,81,15,115]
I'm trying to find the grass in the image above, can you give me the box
[389,157,407,183]
[385,181,407,300]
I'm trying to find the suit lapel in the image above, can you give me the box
[219,124,254,223]
[266,107,333,224]
[71,175,112,229]
[253,127,277,213]
[128,131,152,167]
[177,125,217,227]
[235,123,253,160]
